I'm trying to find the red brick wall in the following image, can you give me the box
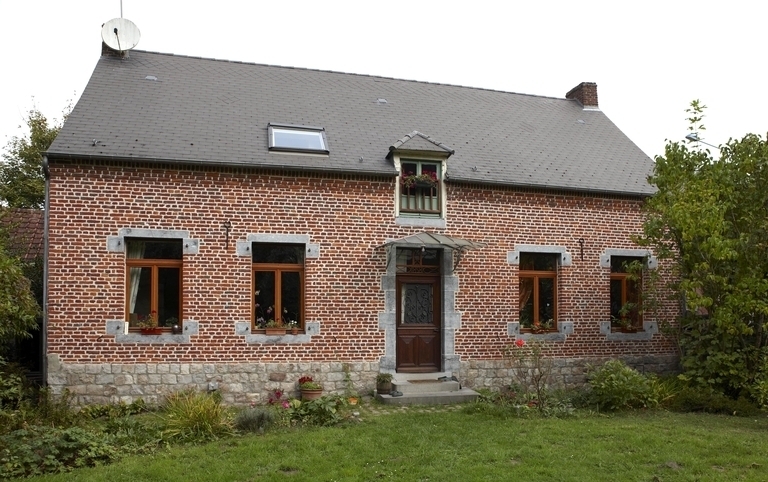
[47,161,677,365]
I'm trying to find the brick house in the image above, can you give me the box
[43,47,678,405]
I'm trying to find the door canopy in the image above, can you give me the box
[378,232,486,270]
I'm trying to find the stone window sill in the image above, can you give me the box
[600,321,658,340]
[106,320,198,344]
[508,321,572,342]
[236,321,320,344]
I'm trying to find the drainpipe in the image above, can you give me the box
[41,155,50,387]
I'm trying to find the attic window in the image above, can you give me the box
[268,123,328,154]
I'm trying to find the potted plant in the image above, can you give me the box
[298,375,323,400]
[401,171,438,189]
[530,318,553,334]
[138,310,162,335]
[264,319,286,335]
[617,302,638,333]
[285,319,299,335]
[376,373,393,395]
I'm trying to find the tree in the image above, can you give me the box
[640,101,768,401]
[1,105,68,208]
[0,241,40,346]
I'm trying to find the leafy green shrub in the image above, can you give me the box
[235,407,276,433]
[160,389,234,443]
[648,375,685,408]
[104,416,163,452]
[79,398,148,420]
[0,359,31,410]
[0,370,76,435]
[667,386,762,416]
[586,360,655,410]
[288,396,344,426]
[32,387,77,427]
[0,426,119,478]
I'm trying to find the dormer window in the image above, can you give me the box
[268,123,328,154]
[399,160,441,216]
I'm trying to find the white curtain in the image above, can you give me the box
[127,241,145,316]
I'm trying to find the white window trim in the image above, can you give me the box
[393,153,447,226]
[268,123,329,154]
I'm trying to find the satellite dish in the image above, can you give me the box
[101,18,141,52]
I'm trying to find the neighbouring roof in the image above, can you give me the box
[48,50,654,195]
[0,208,44,260]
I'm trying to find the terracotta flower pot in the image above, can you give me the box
[301,388,323,401]
[140,327,163,335]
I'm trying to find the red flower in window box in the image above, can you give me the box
[401,171,438,189]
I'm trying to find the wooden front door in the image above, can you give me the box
[396,275,441,372]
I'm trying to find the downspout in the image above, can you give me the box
[41,155,50,386]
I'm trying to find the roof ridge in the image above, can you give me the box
[128,50,569,102]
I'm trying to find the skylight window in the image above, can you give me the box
[268,123,328,154]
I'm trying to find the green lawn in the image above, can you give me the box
[27,406,768,482]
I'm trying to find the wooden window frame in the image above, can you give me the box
[252,263,305,333]
[519,254,558,332]
[125,258,183,333]
[610,264,642,330]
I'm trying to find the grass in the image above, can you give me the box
[25,406,768,482]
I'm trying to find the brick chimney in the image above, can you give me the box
[565,82,598,109]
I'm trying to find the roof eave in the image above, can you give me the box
[44,152,400,177]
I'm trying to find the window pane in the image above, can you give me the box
[273,129,325,150]
[538,278,555,322]
[519,277,534,327]
[129,267,152,322]
[127,239,182,259]
[610,278,623,321]
[420,164,438,177]
[281,271,301,324]
[254,271,276,326]
[611,256,641,273]
[401,162,418,177]
[252,244,305,264]
[401,283,433,324]
[520,253,557,271]
[158,267,180,326]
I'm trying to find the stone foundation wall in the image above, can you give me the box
[49,353,679,406]
[47,355,379,406]
[461,355,680,391]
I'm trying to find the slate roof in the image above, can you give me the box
[48,50,654,196]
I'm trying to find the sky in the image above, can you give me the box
[1,1,766,159]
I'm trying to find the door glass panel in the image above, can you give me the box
[254,271,276,326]
[281,271,301,324]
[401,283,433,325]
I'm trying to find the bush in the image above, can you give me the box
[0,359,31,411]
[104,416,163,452]
[667,386,762,416]
[288,396,344,427]
[0,426,119,478]
[0,366,77,435]
[160,390,234,443]
[79,398,147,420]
[234,407,276,433]
[586,360,655,410]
